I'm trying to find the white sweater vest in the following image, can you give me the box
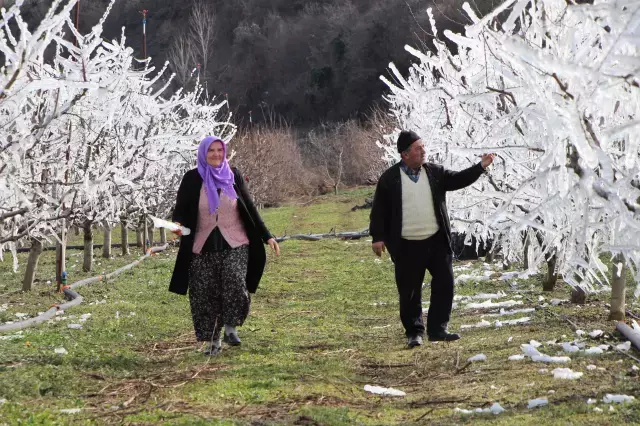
[401,167,440,240]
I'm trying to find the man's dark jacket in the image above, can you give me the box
[169,168,273,295]
[369,162,484,259]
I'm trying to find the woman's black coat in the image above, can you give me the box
[169,168,273,295]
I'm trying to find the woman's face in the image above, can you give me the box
[206,141,225,167]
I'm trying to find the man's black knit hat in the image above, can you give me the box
[397,130,421,153]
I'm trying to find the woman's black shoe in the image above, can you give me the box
[224,332,241,346]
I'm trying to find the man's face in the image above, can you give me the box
[402,139,425,169]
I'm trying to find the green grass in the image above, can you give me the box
[1,187,639,425]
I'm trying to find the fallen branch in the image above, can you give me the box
[276,228,369,243]
[455,361,472,375]
[414,408,435,422]
[410,396,471,407]
[361,362,415,369]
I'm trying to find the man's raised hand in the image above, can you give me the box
[481,153,495,169]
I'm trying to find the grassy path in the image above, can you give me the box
[1,188,639,425]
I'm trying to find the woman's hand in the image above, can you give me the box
[172,222,183,236]
[267,238,280,256]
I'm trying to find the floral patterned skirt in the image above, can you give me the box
[188,245,250,342]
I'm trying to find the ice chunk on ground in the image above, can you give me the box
[509,354,525,361]
[589,330,604,338]
[60,408,82,414]
[483,308,536,317]
[587,398,597,404]
[364,385,406,397]
[586,365,597,370]
[468,354,487,362]
[67,324,83,329]
[552,368,583,379]
[529,340,542,348]
[576,330,586,336]
[54,348,68,355]
[602,394,635,404]
[531,355,571,363]
[456,274,490,283]
[488,403,505,414]
[527,398,548,408]
[460,319,491,329]
[500,317,531,326]
[521,344,542,357]
[454,402,505,415]
[585,347,604,355]
[615,341,631,351]
[466,300,523,309]
[562,342,580,353]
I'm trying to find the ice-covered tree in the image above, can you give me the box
[0,0,233,288]
[380,0,640,301]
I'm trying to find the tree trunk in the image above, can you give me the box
[83,222,93,272]
[121,219,130,256]
[523,231,531,270]
[485,245,497,263]
[571,286,586,304]
[136,228,143,248]
[159,227,167,244]
[609,255,626,321]
[74,226,80,236]
[143,216,149,253]
[55,221,67,291]
[147,224,154,248]
[543,253,558,291]
[102,224,112,258]
[23,240,43,291]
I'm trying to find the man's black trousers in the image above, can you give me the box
[393,231,454,338]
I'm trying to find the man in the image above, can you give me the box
[369,130,494,348]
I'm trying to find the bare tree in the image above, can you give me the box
[167,33,195,87]
[189,1,217,88]
[306,124,347,195]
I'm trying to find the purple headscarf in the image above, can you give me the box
[197,136,237,214]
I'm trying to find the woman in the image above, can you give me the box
[169,135,280,356]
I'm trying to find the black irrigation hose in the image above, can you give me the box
[0,245,168,333]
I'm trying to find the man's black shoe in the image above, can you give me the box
[428,331,460,342]
[407,335,423,348]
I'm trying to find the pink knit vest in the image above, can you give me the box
[192,186,250,254]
